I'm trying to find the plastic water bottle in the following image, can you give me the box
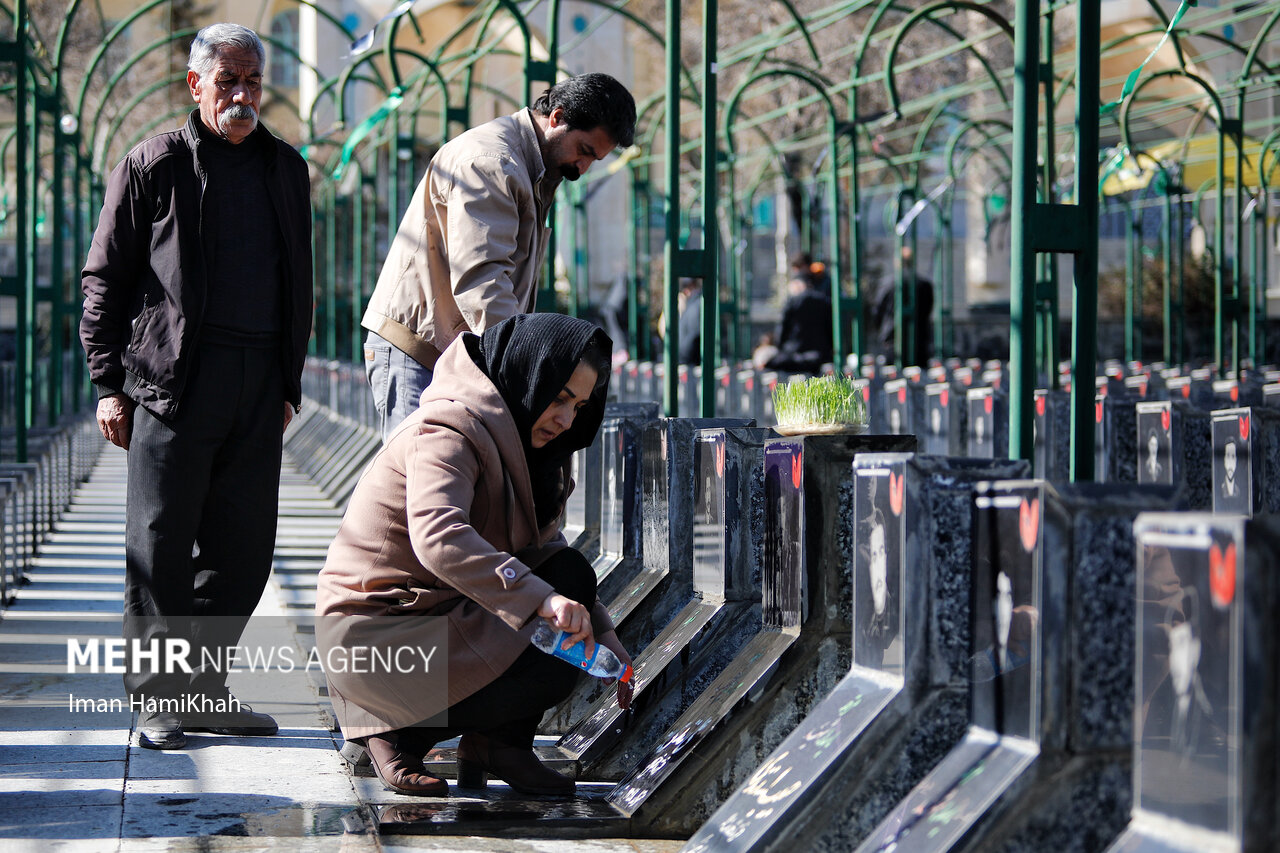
[530,618,633,683]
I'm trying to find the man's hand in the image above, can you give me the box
[538,592,594,659]
[598,630,634,710]
[96,394,135,450]
[283,402,295,433]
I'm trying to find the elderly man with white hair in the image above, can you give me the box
[80,22,313,749]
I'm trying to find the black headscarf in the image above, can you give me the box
[468,314,612,528]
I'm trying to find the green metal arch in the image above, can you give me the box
[883,1,1015,119]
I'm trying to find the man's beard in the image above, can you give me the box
[219,104,259,136]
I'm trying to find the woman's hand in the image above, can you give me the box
[538,593,594,658]
[598,630,634,710]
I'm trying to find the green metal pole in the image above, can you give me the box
[1070,0,1100,481]
[326,184,338,359]
[662,0,681,415]
[1162,184,1173,364]
[351,174,365,365]
[570,182,586,318]
[940,201,954,357]
[1124,199,1136,362]
[73,148,87,412]
[1009,0,1038,462]
[50,109,67,424]
[1040,11,1059,388]
[844,136,861,367]
[699,0,718,416]
[1215,131,1228,376]
[628,176,645,361]
[14,0,30,460]
[1255,191,1267,363]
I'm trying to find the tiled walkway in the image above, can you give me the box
[0,444,682,852]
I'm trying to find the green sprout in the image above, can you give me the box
[772,374,868,428]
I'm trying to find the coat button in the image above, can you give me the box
[503,568,517,580]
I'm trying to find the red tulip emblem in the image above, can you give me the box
[1231,386,1239,402]
[940,388,949,407]
[1161,408,1171,433]
[1019,497,1039,553]
[984,395,993,414]
[889,471,904,517]
[715,441,725,477]
[898,386,907,404]
[1035,396,1045,417]
[1240,415,1250,441]
[1182,384,1191,398]
[1095,401,1103,424]
[791,454,802,490]
[1209,541,1236,607]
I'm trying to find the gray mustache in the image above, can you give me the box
[225,105,257,121]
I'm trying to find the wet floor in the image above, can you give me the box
[0,447,685,853]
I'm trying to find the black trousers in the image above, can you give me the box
[404,546,599,749]
[122,339,284,703]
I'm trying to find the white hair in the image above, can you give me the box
[188,23,265,76]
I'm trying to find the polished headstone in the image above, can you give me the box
[604,431,915,835]
[883,378,922,437]
[557,425,764,777]
[1097,394,1139,484]
[1137,401,1211,509]
[857,480,1177,853]
[606,417,752,648]
[967,387,1008,459]
[683,454,1029,853]
[1107,513,1280,853]
[1034,389,1071,482]
[1210,406,1280,518]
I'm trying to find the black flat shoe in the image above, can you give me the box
[456,732,574,797]
[364,733,448,797]
[185,697,278,736]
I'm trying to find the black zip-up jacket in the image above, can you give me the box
[80,110,313,419]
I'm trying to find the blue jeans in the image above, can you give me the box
[364,331,434,441]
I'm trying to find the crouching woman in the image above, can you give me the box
[315,313,632,797]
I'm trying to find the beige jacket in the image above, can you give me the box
[361,109,559,369]
[314,334,613,739]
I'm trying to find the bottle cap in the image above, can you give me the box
[619,664,634,684]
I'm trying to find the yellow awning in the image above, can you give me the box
[1101,134,1263,196]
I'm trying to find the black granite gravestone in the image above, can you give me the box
[1263,382,1280,410]
[555,425,762,768]
[883,378,921,437]
[1034,389,1071,482]
[593,405,659,585]
[1107,514,1280,853]
[855,480,1176,853]
[603,431,914,836]
[1097,394,1139,484]
[604,417,752,646]
[1136,401,1211,509]
[682,454,1029,853]
[967,387,1008,458]
[923,382,960,456]
[563,438,603,562]
[736,368,762,423]
[1210,407,1280,518]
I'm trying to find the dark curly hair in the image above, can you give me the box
[532,73,636,149]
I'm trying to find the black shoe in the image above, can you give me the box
[456,732,574,796]
[137,712,187,750]
[185,696,279,736]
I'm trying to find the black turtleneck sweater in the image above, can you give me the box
[195,120,283,340]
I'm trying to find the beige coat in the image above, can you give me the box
[360,109,559,370]
[315,335,613,739]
